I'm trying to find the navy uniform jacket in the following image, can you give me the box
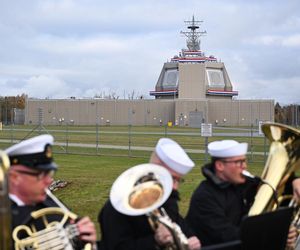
[185,163,259,246]
[11,196,59,232]
[11,196,85,250]
[98,190,194,250]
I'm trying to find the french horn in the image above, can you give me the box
[110,163,189,250]
[12,188,92,250]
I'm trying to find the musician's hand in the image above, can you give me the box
[154,224,174,247]
[76,216,97,244]
[292,178,300,203]
[286,226,297,249]
[188,236,201,250]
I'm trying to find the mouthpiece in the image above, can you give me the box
[242,170,257,179]
[242,170,263,183]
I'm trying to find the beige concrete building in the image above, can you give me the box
[25,98,273,127]
[24,17,274,127]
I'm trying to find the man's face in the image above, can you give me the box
[166,167,184,190]
[149,152,184,190]
[10,165,54,205]
[215,155,247,185]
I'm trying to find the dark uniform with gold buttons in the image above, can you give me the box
[6,135,85,250]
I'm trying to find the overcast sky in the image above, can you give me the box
[0,0,299,105]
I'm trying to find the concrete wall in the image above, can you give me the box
[25,98,274,127]
[25,99,175,126]
[175,99,274,126]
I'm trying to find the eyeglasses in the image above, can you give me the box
[15,169,55,180]
[221,159,247,167]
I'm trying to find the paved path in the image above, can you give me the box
[0,139,266,156]
[1,127,263,137]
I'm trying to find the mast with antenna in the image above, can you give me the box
[180,15,207,51]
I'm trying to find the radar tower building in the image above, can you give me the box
[150,16,238,99]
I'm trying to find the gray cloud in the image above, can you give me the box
[0,0,299,104]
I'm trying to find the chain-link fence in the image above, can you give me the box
[0,124,272,164]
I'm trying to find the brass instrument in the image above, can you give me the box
[110,163,189,250]
[248,122,300,216]
[147,208,189,250]
[246,123,300,250]
[0,150,11,250]
[288,198,300,249]
[12,188,92,250]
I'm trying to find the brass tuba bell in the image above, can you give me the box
[110,163,189,250]
[110,163,173,216]
[248,122,300,216]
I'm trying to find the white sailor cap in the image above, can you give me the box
[155,138,195,175]
[5,134,57,171]
[208,140,248,158]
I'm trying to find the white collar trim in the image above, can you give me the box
[9,194,25,206]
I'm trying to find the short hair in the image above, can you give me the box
[211,156,223,166]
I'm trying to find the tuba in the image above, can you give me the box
[110,163,189,250]
[248,122,300,215]
[0,150,11,250]
[12,188,92,250]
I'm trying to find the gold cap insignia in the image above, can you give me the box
[45,145,52,158]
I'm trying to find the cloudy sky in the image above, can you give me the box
[0,0,299,105]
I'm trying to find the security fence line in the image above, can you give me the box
[0,124,271,164]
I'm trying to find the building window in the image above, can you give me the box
[206,69,225,88]
[162,69,178,88]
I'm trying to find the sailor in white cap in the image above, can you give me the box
[150,138,200,249]
[150,138,195,189]
[186,139,299,248]
[185,139,254,247]
[98,138,201,250]
[207,139,248,185]
[7,134,97,249]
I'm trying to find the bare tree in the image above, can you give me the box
[128,90,135,100]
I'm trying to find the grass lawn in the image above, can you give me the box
[0,125,281,239]
[52,153,265,239]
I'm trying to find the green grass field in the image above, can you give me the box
[51,153,265,239]
[0,124,282,239]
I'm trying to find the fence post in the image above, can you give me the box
[250,123,253,162]
[96,116,100,154]
[65,122,69,154]
[10,121,14,144]
[204,137,208,163]
[164,123,167,137]
[128,108,132,157]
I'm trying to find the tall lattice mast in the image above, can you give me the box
[180,15,207,51]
